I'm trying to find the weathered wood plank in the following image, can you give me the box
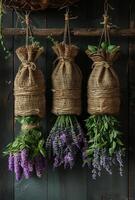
[14,12,48,200]
[0,11,14,200]
[3,27,135,37]
[87,0,129,199]
[129,1,135,200]
[46,2,88,199]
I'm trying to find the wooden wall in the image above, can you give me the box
[0,0,134,199]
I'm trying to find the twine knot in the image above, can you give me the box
[53,56,74,66]
[21,61,37,71]
[92,61,111,69]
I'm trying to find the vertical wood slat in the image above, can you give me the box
[87,0,129,199]
[0,0,132,200]
[129,1,135,200]
[14,12,48,200]
[46,3,88,200]
[0,11,14,200]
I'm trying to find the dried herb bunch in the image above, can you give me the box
[47,11,86,169]
[4,116,46,181]
[3,41,47,181]
[47,115,86,168]
[84,40,125,179]
[46,41,86,169]
[83,115,124,179]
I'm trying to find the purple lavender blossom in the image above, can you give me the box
[64,152,74,169]
[47,117,86,169]
[8,153,14,172]
[20,149,29,168]
[116,150,124,176]
[53,156,63,168]
[34,156,45,178]
[14,153,22,181]
[28,161,34,172]
[20,149,30,179]
[60,133,67,144]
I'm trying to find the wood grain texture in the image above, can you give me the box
[87,0,129,199]
[129,1,135,200]
[13,12,48,200]
[0,11,14,200]
[3,28,135,37]
[0,0,132,200]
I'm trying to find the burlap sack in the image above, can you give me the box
[52,43,82,115]
[3,0,79,10]
[86,50,120,115]
[14,45,45,118]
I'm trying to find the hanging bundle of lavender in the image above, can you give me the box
[46,10,86,169]
[83,11,125,179]
[3,14,47,181]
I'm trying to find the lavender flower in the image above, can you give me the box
[20,149,29,168]
[64,152,74,169]
[14,153,22,181]
[28,161,34,172]
[20,149,30,179]
[47,115,86,169]
[60,133,67,144]
[35,156,45,178]
[53,156,62,168]
[8,153,14,172]
[116,150,124,176]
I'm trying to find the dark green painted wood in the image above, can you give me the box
[0,0,133,200]
[129,1,135,200]
[13,12,48,200]
[0,11,14,200]
[86,0,129,199]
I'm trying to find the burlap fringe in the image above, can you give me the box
[86,50,120,115]
[52,43,82,115]
[14,44,45,118]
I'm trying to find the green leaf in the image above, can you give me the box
[39,148,46,157]
[101,42,108,50]
[88,45,98,53]
[113,141,116,150]
[117,138,124,146]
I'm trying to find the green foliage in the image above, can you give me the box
[52,115,76,131]
[3,116,46,159]
[47,35,58,45]
[28,36,41,47]
[87,42,120,54]
[85,115,125,157]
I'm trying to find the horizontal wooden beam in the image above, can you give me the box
[3,28,135,37]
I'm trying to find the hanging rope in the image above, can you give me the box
[98,0,114,48]
[63,7,77,45]
[25,12,31,47]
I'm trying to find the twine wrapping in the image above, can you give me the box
[14,45,45,118]
[3,0,79,10]
[52,43,82,115]
[86,50,120,115]
[21,123,40,131]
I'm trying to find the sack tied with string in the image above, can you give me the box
[4,44,47,181]
[52,42,82,115]
[14,44,45,118]
[84,43,125,180]
[86,49,120,115]
[46,42,86,169]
